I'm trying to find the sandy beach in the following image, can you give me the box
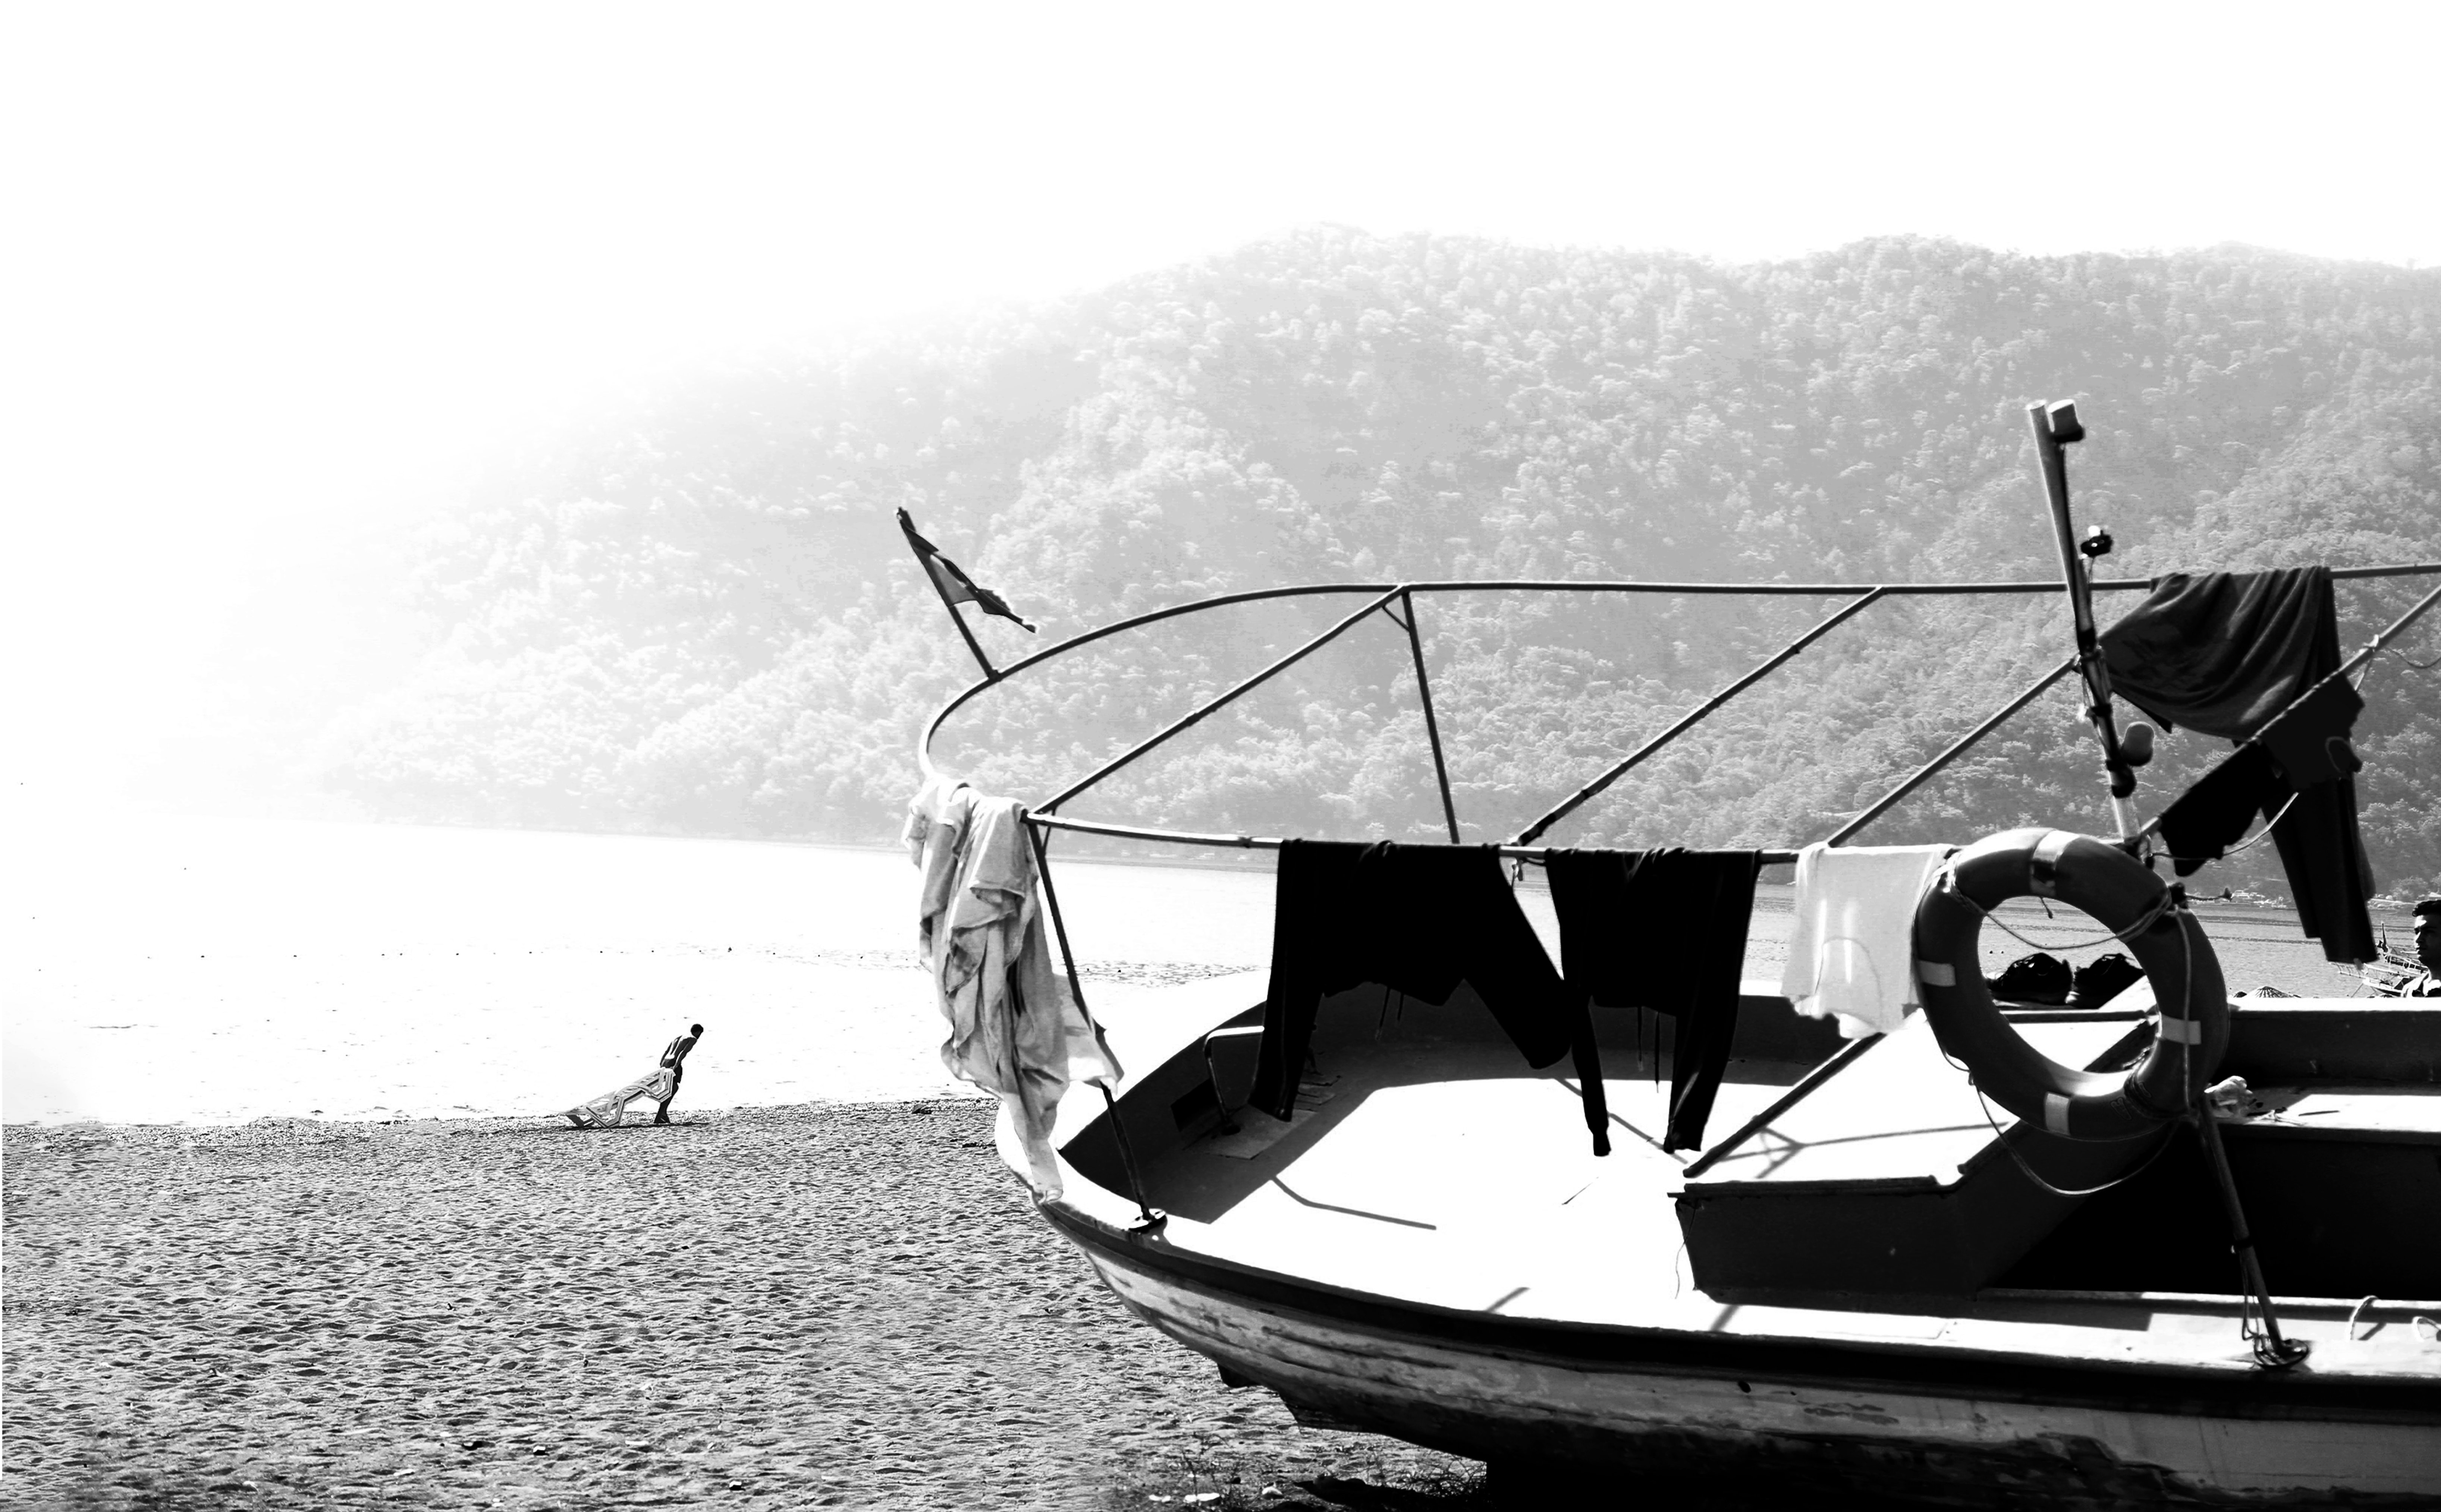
[3,1102,1497,1512]
[3,811,2403,1509]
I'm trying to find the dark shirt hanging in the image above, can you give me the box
[2101,568,2341,738]
[1251,840,1606,1153]
[1545,848,1760,1153]
[2099,567,2375,963]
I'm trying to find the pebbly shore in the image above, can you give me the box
[1,1103,1490,1512]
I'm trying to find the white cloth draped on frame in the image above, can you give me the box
[1779,842,1953,1039]
[905,776,1122,1198]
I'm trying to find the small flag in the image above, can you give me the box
[896,508,1037,632]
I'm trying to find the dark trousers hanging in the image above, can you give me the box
[1545,848,1760,1152]
[1251,840,1606,1154]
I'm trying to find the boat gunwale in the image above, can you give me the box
[1037,1193,2441,1420]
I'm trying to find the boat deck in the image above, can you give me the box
[1143,1034,1761,1321]
[1053,985,2441,1371]
[1109,995,2150,1323]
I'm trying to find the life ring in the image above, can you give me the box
[1912,827,2226,1141]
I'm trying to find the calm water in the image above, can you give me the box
[3,812,2372,1125]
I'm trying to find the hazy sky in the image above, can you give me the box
[5,1,2435,800]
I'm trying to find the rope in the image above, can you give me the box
[1957,901,2201,1201]
[1025,821,1163,1233]
[2159,789,2302,872]
[1969,1081,2180,1197]
[2377,625,2441,674]
[1946,871,2178,952]
[2324,1297,2441,1346]
[2235,1251,2310,1368]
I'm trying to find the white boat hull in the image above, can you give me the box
[1053,1209,2441,1507]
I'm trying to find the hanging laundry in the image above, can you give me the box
[905,779,1122,1197]
[2250,672,2378,960]
[2266,775,2377,963]
[2255,675,2365,787]
[2155,744,2281,878]
[1546,848,1760,1153]
[2099,567,2375,962]
[1781,843,1952,1039]
[907,774,977,952]
[1251,841,1600,1150]
[2100,567,2342,738]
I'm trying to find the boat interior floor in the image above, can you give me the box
[1068,989,2441,1357]
[1141,1023,1770,1324]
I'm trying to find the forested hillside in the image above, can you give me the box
[324,231,2441,900]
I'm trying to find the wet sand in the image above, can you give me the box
[3,1103,1492,1512]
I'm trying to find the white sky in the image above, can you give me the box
[4,0,2435,802]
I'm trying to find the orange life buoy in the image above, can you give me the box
[1912,827,2226,1141]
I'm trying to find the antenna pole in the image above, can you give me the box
[2029,401,2138,838]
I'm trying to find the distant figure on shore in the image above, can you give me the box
[564,1024,705,1129]
[653,1023,703,1122]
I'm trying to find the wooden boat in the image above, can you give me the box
[910,405,2441,1506]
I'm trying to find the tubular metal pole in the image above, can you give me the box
[917,566,2435,782]
[2330,575,2441,687]
[1024,819,1163,1233]
[2193,1109,2306,1367]
[1392,590,1463,844]
[1826,656,2079,847]
[2028,401,2138,838]
[1037,586,1405,814]
[1511,588,1889,847]
[1682,1032,1885,1178]
[904,539,998,682]
[1025,809,1803,865]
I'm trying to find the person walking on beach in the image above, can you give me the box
[653,1023,703,1123]
[564,1023,705,1129]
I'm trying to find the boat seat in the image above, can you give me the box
[1998,1003,2441,1298]
[1675,1010,2159,1297]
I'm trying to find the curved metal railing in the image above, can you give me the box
[915,564,2441,861]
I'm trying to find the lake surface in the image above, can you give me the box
[3,812,2377,1125]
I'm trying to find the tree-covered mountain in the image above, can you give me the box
[323,230,2441,900]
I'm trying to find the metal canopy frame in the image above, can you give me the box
[918,561,2440,863]
[903,411,2441,1287]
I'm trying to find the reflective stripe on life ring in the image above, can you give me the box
[1912,827,2227,1142]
